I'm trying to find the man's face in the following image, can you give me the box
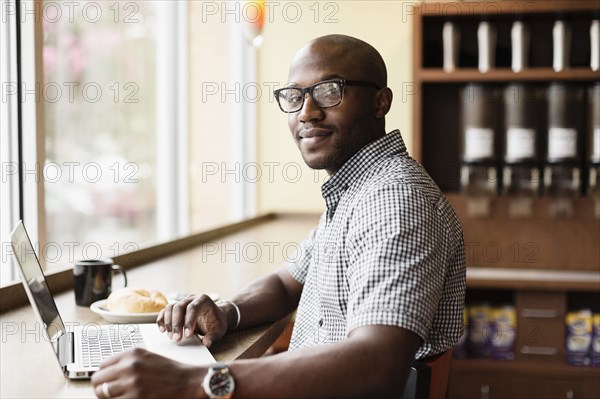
[286,44,382,175]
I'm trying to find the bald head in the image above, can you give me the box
[289,34,388,89]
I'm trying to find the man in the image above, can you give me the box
[92,34,465,399]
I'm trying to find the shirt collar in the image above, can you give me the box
[321,129,407,199]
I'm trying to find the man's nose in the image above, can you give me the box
[298,93,324,122]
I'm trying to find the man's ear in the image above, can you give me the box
[374,87,393,119]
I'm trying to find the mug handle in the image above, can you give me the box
[111,264,128,288]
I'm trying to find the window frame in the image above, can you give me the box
[156,0,190,239]
[1,0,46,285]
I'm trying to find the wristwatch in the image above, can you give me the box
[202,363,235,399]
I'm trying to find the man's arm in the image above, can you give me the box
[91,324,420,399]
[157,265,303,346]
[229,324,421,399]
[226,264,303,329]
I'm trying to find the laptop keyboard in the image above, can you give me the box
[81,327,144,367]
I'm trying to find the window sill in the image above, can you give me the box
[1,213,278,313]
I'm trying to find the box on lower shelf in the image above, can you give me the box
[455,286,600,366]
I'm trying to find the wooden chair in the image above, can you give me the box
[401,349,453,399]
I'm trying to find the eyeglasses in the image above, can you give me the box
[273,79,381,113]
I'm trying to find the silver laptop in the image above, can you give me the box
[10,221,215,379]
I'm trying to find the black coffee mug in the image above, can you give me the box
[73,259,127,306]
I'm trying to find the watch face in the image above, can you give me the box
[209,371,233,396]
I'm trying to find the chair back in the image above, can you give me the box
[401,349,453,399]
[425,349,452,399]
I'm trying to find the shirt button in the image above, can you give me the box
[319,319,323,327]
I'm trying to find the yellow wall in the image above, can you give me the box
[257,1,414,213]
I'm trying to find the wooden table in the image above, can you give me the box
[0,214,318,398]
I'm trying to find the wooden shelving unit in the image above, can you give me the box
[466,268,600,292]
[417,67,600,82]
[413,1,600,398]
[450,358,600,399]
[416,1,598,16]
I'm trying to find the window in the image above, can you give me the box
[42,0,160,267]
[1,0,255,286]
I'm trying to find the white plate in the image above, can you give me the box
[90,300,163,324]
[90,293,221,324]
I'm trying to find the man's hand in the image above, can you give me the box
[157,294,228,347]
[91,348,204,399]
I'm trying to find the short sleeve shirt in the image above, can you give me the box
[287,130,466,359]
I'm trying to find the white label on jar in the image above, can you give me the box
[593,127,600,162]
[506,128,535,161]
[548,127,577,159]
[465,127,494,161]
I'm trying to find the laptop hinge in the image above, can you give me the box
[57,332,75,372]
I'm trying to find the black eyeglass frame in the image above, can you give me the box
[273,79,381,113]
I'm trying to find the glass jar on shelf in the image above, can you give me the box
[588,82,600,218]
[502,83,544,217]
[544,82,584,217]
[460,84,499,217]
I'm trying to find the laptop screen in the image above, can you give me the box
[10,221,66,342]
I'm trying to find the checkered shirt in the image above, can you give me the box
[287,130,466,359]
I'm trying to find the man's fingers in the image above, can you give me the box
[91,354,127,388]
[183,299,201,338]
[158,294,224,343]
[202,334,214,348]
[202,328,223,348]
[161,302,174,335]
[182,294,215,336]
[156,308,166,332]
[93,347,129,373]
[97,355,119,369]
[93,377,127,399]
[171,297,198,341]
[91,348,153,398]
